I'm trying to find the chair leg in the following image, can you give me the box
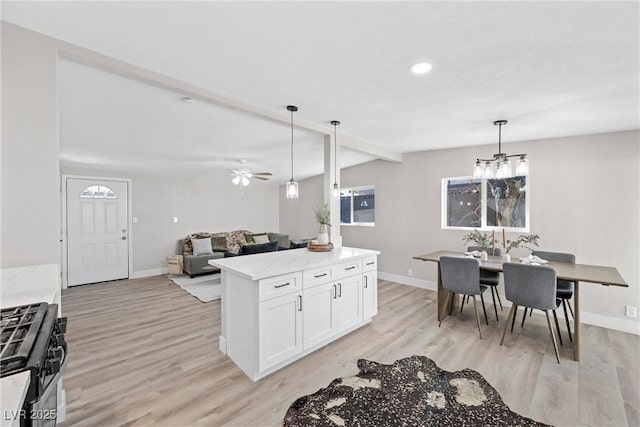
[472,295,483,340]
[552,309,563,346]
[562,299,573,342]
[479,293,489,325]
[439,292,452,327]
[501,305,516,345]
[495,289,503,311]
[449,292,455,316]
[567,298,575,319]
[460,293,466,313]
[521,307,528,328]
[511,305,518,332]
[490,286,499,321]
[545,310,561,363]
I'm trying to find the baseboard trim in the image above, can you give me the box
[378,271,436,291]
[130,267,168,279]
[379,271,639,336]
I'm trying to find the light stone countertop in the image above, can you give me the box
[0,371,30,427]
[1,264,60,310]
[209,246,379,280]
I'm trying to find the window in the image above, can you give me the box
[80,185,117,199]
[340,186,375,225]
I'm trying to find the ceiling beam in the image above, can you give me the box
[55,36,402,163]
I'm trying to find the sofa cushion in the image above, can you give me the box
[268,232,291,250]
[239,240,278,255]
[212,236,228,252]
[192,237,213,255]
[251,233,270,244]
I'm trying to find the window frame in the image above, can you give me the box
[340,185,375,227]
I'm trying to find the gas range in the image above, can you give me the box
[1,303,67,426]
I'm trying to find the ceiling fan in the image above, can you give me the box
[230,160,272,187]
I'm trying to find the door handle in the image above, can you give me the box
[345,266,356,271]
[364,276,368,288]
[338,283,342,297]
[314,273,327,278]
[298,295,302,311]
[366,261,375,266]
[333,284,337,299]
[121,236,127,240]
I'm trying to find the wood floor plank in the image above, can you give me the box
[59,275,638,426]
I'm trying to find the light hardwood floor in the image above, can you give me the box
[60,276,639,427]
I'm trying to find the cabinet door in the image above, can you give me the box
[363,271,378,319]
[335,275,363,333]
[259,292,303,371]
[303,282,337,349]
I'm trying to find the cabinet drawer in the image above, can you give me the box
[303,265,334,288]
[333,259,362,281]
[362,256,377,272]
[259,272,302,302]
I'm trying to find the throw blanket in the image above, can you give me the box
[284,355,550,427]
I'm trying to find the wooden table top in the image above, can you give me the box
[413,250,628,287]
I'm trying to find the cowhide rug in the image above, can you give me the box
[284,355,550,427]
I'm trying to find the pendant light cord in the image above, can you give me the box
[333,123,337,183]
[290,109,294,181]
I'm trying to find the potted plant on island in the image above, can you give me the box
[313,203,331,245]
[462,229,493,260]
[502,233,540,262]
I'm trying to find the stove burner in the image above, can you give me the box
[0,303,48,376]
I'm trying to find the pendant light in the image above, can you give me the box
[473,120,528,179]
[286,105,299,199]
[331,120,340,198]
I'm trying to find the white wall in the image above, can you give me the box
[280,130,640,333]
[1,23,60,267]
[62,167,280,274]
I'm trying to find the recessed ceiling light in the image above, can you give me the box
[181,96,195,104]
[410,62,432,75]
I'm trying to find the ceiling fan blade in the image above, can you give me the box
[252,172,273,176]
[252,176,270,181]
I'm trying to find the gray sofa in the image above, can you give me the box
[179,230,290,277]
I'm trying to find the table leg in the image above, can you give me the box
[573,281,580,362]
[437,263,457,321]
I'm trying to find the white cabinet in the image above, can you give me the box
[363,270,378,319]
[259,291,303,371]
[302,282,336,349]
[334,275,363,333]
[212,247,379,381]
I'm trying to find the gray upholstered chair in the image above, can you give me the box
[466,245,503,321]
[439,256,488,339]
[519,250,575,345]
[500,263,561,363]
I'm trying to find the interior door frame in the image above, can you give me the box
[61,174,133,289]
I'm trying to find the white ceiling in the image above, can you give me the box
[2,1,639,182]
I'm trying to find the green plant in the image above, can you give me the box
[504,233,540,254]
[312,203,331,226]
[462,229,492,252]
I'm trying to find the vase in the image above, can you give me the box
[480,251,488,261]
[317,224,330,245]
[502,254,511,262]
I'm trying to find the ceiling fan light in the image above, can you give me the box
[241,176,250,186]
[516,156,529,176]
[232,176,241,185]
[286,180,299,199]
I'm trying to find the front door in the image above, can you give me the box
[66,178,129,286]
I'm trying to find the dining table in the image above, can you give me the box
[413,250,628,361]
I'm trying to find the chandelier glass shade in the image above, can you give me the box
[473,120,528,179]
[286,105,299,199]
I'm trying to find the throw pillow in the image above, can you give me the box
[240,240,278,255]
[212,236,227,252]
[252,233,270,244]
[192,237,213,256]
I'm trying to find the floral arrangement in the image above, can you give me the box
[462,229,493,252]
[312,203,331,226]
[503,233,540,254]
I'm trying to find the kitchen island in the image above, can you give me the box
[209,246,379,381]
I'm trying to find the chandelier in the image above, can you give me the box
[473,120,529,179]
